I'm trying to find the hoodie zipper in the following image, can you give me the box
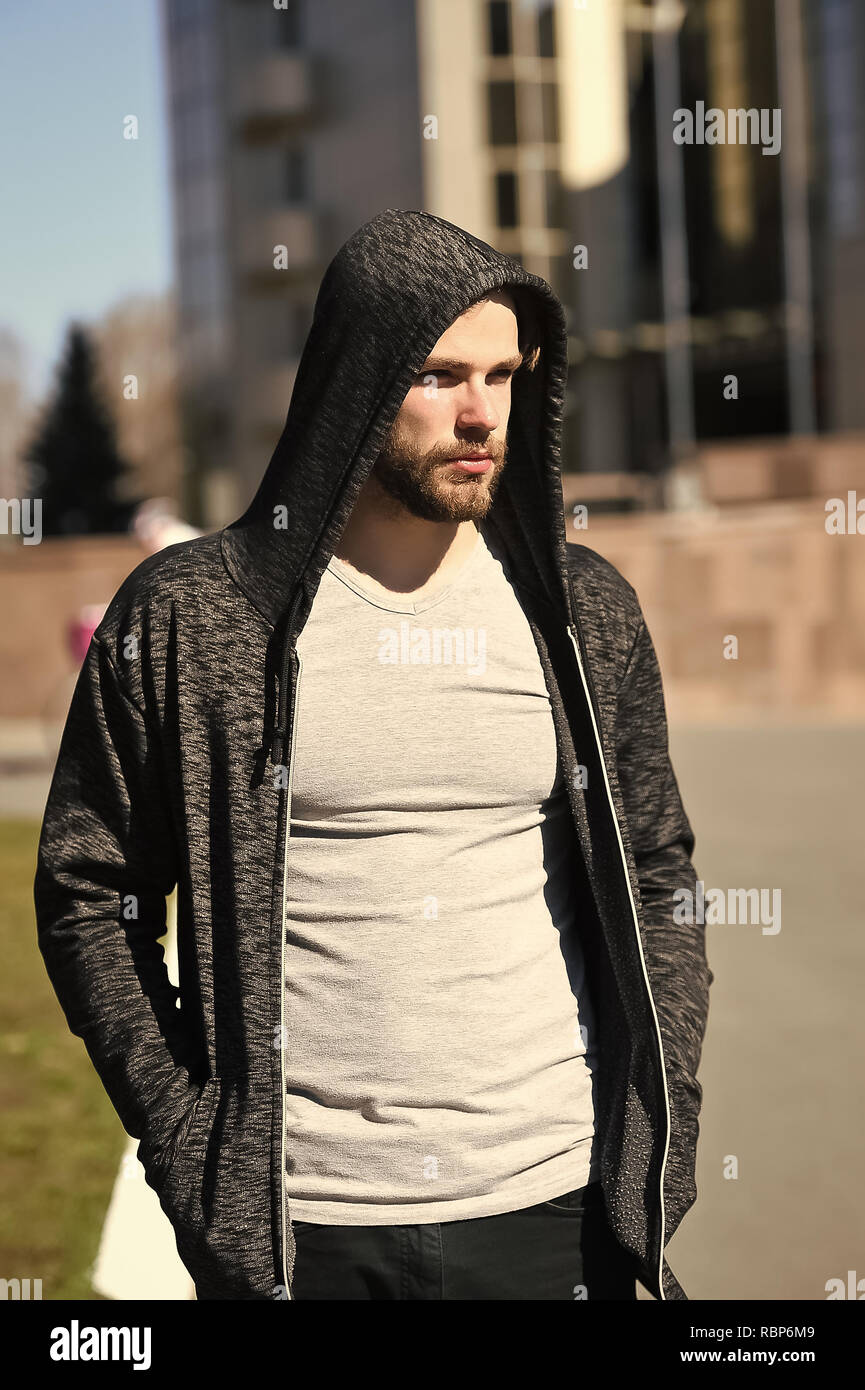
[565,621,670,1302]
[278,647,303,1301]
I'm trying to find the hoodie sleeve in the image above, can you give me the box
[34,633,204,1163]
[613,611,713,1242]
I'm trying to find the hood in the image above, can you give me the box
[219,207,576,763]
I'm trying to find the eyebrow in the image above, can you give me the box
[417,354,523,375]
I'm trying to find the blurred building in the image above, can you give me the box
[160,0,865,527]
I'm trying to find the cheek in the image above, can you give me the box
[400,395,451,441]
[495,384,513,423]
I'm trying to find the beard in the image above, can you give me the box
[371,421,508,522]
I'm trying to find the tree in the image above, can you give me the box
[24,322,138,535]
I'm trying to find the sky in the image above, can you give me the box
[0,0,172,405]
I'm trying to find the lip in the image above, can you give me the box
[446,456,493,474]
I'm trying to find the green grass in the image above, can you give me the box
[0,820,124,1298]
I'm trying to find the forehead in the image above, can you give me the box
[426,293,519,353]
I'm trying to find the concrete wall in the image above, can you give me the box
[577,500,865,722]
[2,491,863,736]
[0,536,145,722]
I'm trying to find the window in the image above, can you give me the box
[178,172,223,243]
[174,25,214,96]
[488,81,517,146]
[168,0,208,36]
[495,170,519,228]
[488,1,511,56]
[285,147,307,202]
[538,4,555,58]
[274,0,303,49]
[176,101,219,174]
[544,168,565,229]
[541,82,559,143]
[181,241,225,314]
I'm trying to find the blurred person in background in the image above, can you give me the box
[34,210,710,1302]
[38,502,201,764]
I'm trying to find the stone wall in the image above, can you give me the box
[0,536,144,721]
[573,500,865,722]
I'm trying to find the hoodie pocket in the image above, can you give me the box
[143,1078,220,1189]
[153,1070,275,1299]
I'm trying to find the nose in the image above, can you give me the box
[455,377,500,434]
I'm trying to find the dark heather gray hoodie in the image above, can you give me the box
[34,208,711,1302]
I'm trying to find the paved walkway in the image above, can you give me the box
[658,724,865,1300]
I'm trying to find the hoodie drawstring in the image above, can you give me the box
[270,588,305,766]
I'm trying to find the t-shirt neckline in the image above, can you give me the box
[327,526,486,614]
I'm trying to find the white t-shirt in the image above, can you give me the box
[283,523,599,1223]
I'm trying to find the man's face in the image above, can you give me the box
[372,291,521,522]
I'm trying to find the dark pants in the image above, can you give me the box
[288,1179,638,1300]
